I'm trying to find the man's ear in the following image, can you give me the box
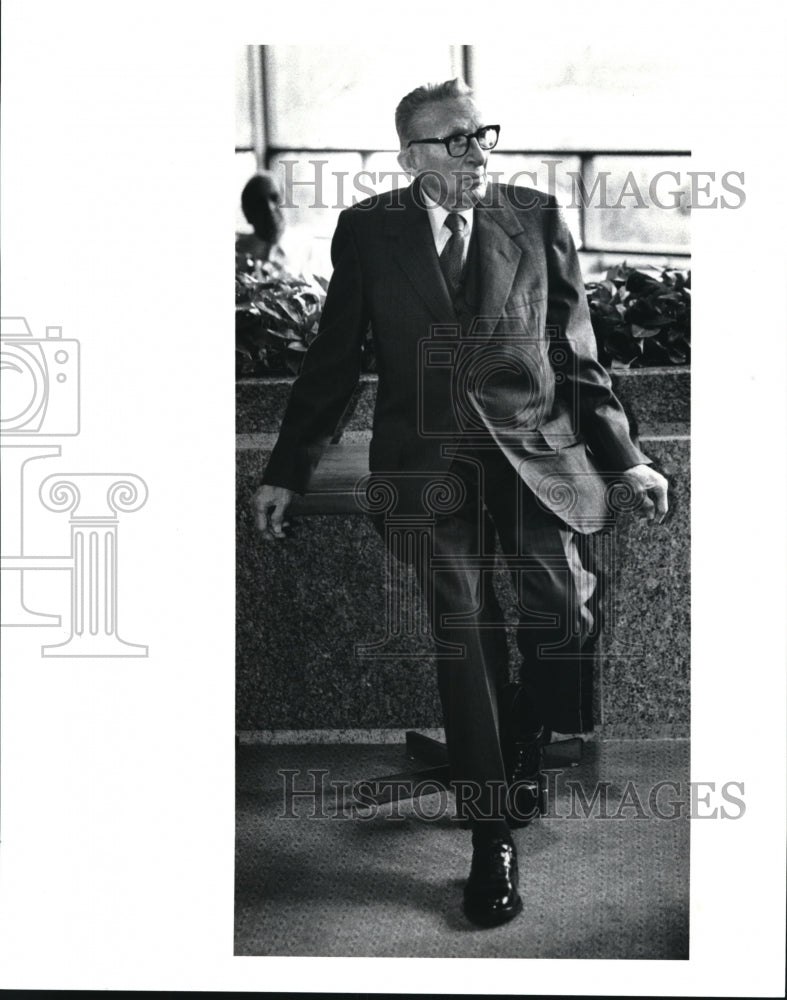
[397,147,415,177]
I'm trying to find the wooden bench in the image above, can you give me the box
[288,440,371,515]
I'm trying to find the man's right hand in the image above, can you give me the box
[253,484,295,539]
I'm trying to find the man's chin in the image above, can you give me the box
[469,177,489,203]
[419,172,488,209]
[450,177,488,210]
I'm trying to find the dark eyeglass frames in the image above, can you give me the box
[407,124,500,158]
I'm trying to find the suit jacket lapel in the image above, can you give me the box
[387,182,456,323]
[474,196,524,331]
[386,181,526,329]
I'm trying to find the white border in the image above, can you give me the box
[1,0,785,994]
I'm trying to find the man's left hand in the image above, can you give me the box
[621,464,669,524]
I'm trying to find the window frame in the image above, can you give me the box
[235,45,691,261]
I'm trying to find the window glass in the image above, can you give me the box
[582,156,691,253]
[267,45,459,149]
[268,152,363,278]
[472,32,692,150]
[235,47,253,149]
[491,154,583,245]
[363,152,411,198]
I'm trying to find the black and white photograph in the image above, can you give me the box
[235,41,691,958]
[1,1,785,994]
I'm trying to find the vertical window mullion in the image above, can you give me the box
[255,45,268,171]
[462,45,474,88]
[578,153,592,250]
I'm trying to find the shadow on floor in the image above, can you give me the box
[235,739,689,958]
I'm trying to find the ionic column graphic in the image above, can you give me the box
[0,443,63,625]
[39,474,148,656]
[353,473,467,661]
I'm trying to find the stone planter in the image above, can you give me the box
[236,368,690,738]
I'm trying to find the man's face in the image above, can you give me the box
[397,96,490,209]
[252,176,285,242]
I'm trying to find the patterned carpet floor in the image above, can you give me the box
[235,739,689,958]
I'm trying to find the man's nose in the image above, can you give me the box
[465,137,487,166]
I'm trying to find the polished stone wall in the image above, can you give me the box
[237,369,689,738]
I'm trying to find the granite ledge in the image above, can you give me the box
[236,367,689,435]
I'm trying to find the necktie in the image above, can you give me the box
[439,212,466,294]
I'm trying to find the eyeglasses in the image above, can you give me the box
[407,124,500,158]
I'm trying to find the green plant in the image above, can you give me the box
[585,263,690,368]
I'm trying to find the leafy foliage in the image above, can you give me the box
[585,263,691,368]
[236,253,690,378]
[235,251,375,377]
[235,252,326,377]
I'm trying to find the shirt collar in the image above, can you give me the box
[421,189,474,241]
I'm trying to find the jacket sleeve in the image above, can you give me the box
[544,199,652,472]
[261,209,369,493]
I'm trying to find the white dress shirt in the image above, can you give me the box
[421,191,474,266]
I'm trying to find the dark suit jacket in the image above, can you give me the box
[263,181,650,533]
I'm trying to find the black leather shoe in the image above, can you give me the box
[498,683,548,827]
[463,838,522,927]
[505,727,548,827]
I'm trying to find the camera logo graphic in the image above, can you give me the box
[1,314,147,656]
[418,317,557,439]
[0,317,80,436]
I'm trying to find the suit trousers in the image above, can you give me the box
[372,443,597,820]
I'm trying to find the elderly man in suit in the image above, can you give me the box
[254,78,668,927]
